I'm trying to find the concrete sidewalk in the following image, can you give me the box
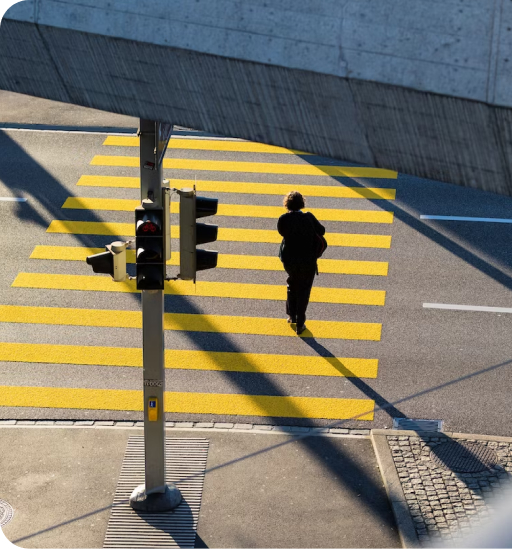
[2,422,510,548]
[0,423,399,548]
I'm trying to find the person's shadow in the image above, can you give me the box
[300,334,407,420]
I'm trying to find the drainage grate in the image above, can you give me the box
[430,441,498,473]
[392,418,443,432]
[104,437,209,548]
[0,499,14,527]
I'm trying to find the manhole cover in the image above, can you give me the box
[0,499,14,527]
[430,441,498,473]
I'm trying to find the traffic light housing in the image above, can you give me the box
[179,188,218,281]
[136,201,165,290]
[86,241,127,282]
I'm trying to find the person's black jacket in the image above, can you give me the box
[277,211,325,265]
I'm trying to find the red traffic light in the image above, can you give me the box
[141,221,158,233]
[135,210,163,237]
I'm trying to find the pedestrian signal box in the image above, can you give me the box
[178,188,218,281]
[86,241,127,282]
[135,201,165,290]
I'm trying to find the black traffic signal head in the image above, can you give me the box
[179,189,219,281]
[135,203,165,290]
[197,197,218,218]
[86,250,113,276]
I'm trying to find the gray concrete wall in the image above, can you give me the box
[1,0,512,196]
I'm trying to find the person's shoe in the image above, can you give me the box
[287,316,296,324]
[296,324,307,335]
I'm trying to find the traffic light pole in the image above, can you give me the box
[129,119,181,512]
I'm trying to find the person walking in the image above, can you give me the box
[278,191,326,335]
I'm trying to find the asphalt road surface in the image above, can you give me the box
[0,92,511,435]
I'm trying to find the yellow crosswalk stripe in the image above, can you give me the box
[46,220,392,248]
[0,342,379,378]
[77,175,396,199]
[12,273,386,306]
[30,245,389,276]
[0,305,382,340]
[62,197,394,224]
[103,136,312,155]
[0,385,374,420]
[91,155,398,179]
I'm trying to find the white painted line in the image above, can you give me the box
[0,127,137,136]
[171,135,245,141]
[421,215,512,224]
[423,303,512,314]
[0,197,27,202]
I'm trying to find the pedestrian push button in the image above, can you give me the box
[148,398,158,421]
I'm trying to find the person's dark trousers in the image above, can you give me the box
[284,262,317,328]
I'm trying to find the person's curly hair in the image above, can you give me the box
[283,191,305,211]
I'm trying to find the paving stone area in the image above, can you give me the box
[388,435,512,546]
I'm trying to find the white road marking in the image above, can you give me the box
[0,128,137,136]
[0,197,27,202]
[421,215,512,224]
[423,303,512,314]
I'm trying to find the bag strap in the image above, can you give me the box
[305,211,319,235]
[305,212,320,275]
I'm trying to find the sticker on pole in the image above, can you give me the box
[144,379,163,387]
[143,161,156,170]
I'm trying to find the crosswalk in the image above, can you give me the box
[30,246,389,275]
[45,220,392,247]
[12,274,387,305]
[1,133,397,423]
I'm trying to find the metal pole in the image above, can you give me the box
[139,119,166,494]
[130,119,181,511]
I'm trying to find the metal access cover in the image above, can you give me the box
[104,437,209,548]
[430,441,498,473]
[393,418,443,432]
[0,499,14,527]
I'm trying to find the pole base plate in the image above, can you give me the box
[129,483,182,512]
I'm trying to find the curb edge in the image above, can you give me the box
[371,430,420,549]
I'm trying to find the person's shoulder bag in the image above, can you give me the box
[278,238,285,262]
[306,212,328,258]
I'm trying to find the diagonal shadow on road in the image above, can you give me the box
[0,130,395,529]
[0,130,119,250]
[298,154,512,290]
[4,129,512,546]
[10,356,512,546]
[301,337,406,420]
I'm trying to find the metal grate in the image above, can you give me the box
[392,418,443,432]
[104,437,209,548]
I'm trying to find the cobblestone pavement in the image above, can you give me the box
[388,434,512,547]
